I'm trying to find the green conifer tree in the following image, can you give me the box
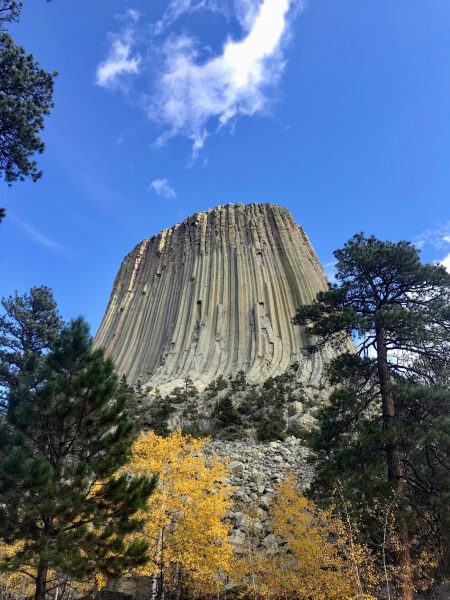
[213,396,242,428]
[0,318,156,600]
[0,0,56,220]
[0,286,63,413]
[294,234,450,599]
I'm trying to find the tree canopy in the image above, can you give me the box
[233,473,377,600]
[0,0,56,219]
[0,313,156,600]
[0,286,62,412]
[294,234,450,599]
[126,430,233,599]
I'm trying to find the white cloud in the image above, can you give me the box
[150,0,299,153]
[440,234,450,271]
[414,222,450,250]
[441,253,450,273]
[234,0,263,30]
[96,0,301,153]
[96,28,141,89]
[153,0,227,34]
[125,8,140,22]
[414,224,450,272]
[150,178,177,199]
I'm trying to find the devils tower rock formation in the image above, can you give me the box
[95,203,332,393]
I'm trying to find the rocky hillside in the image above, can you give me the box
[133,366,318,442]
[205,437,312,554]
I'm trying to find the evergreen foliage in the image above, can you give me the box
[0,0,55,219]
[167,378,198,404]
[0,286,62,413]
[230,369,247,392]
[123,361,308,441]
[119,376,154,430]
[205,375,228,396]
[213,396,242,428]
[138,366,306,441]
[146,399,175,436]
[294,234,450,598]
[0,1,22,28]
[256,412,286,442]
[0,317,156,600]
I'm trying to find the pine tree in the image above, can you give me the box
[0,0,55,219]
[0,318,156,600]
[213,396,242,428]
[294,234,450,599]
[0,1,22,28]
[0,286,63,413]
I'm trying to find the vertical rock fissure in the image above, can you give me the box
[94,203,333,393]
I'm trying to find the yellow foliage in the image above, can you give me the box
[0,540,33,595]
[1,447,381,600]
[234,472,378,600]
[126,430,234,595]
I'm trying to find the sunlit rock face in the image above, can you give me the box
[95,203,332,393]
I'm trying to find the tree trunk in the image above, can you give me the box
[375,321,414,600]
[158,528,165,600]
[152,527,164,600]
[34,564,48,600]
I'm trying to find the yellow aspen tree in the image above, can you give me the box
[271,473,377,599]
[126,430,233,598]
[233,473,378,600]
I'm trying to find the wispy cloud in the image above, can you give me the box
[414,221,450,250]
[14,218,65,254]
[150,178,177,199]
[414,222,450,272]
[153,0,227,35]
[123,8,140,22]
[96,0,301,155]
[151,0,299,154]
[96,14,141,89]
[47,124,133,224]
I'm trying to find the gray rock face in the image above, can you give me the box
[95,203,332,393]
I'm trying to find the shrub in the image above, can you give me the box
[230,370,247,392]
[256,412,286,441]
[214,397,242,428]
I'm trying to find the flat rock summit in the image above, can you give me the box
[95,203,333,393]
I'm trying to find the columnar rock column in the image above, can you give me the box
[95,203,332,392]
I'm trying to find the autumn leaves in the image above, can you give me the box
[0,427,382,599]
[123,431,377,600]
[126,430,233,597]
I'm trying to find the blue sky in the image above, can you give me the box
[1,0,450,332]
